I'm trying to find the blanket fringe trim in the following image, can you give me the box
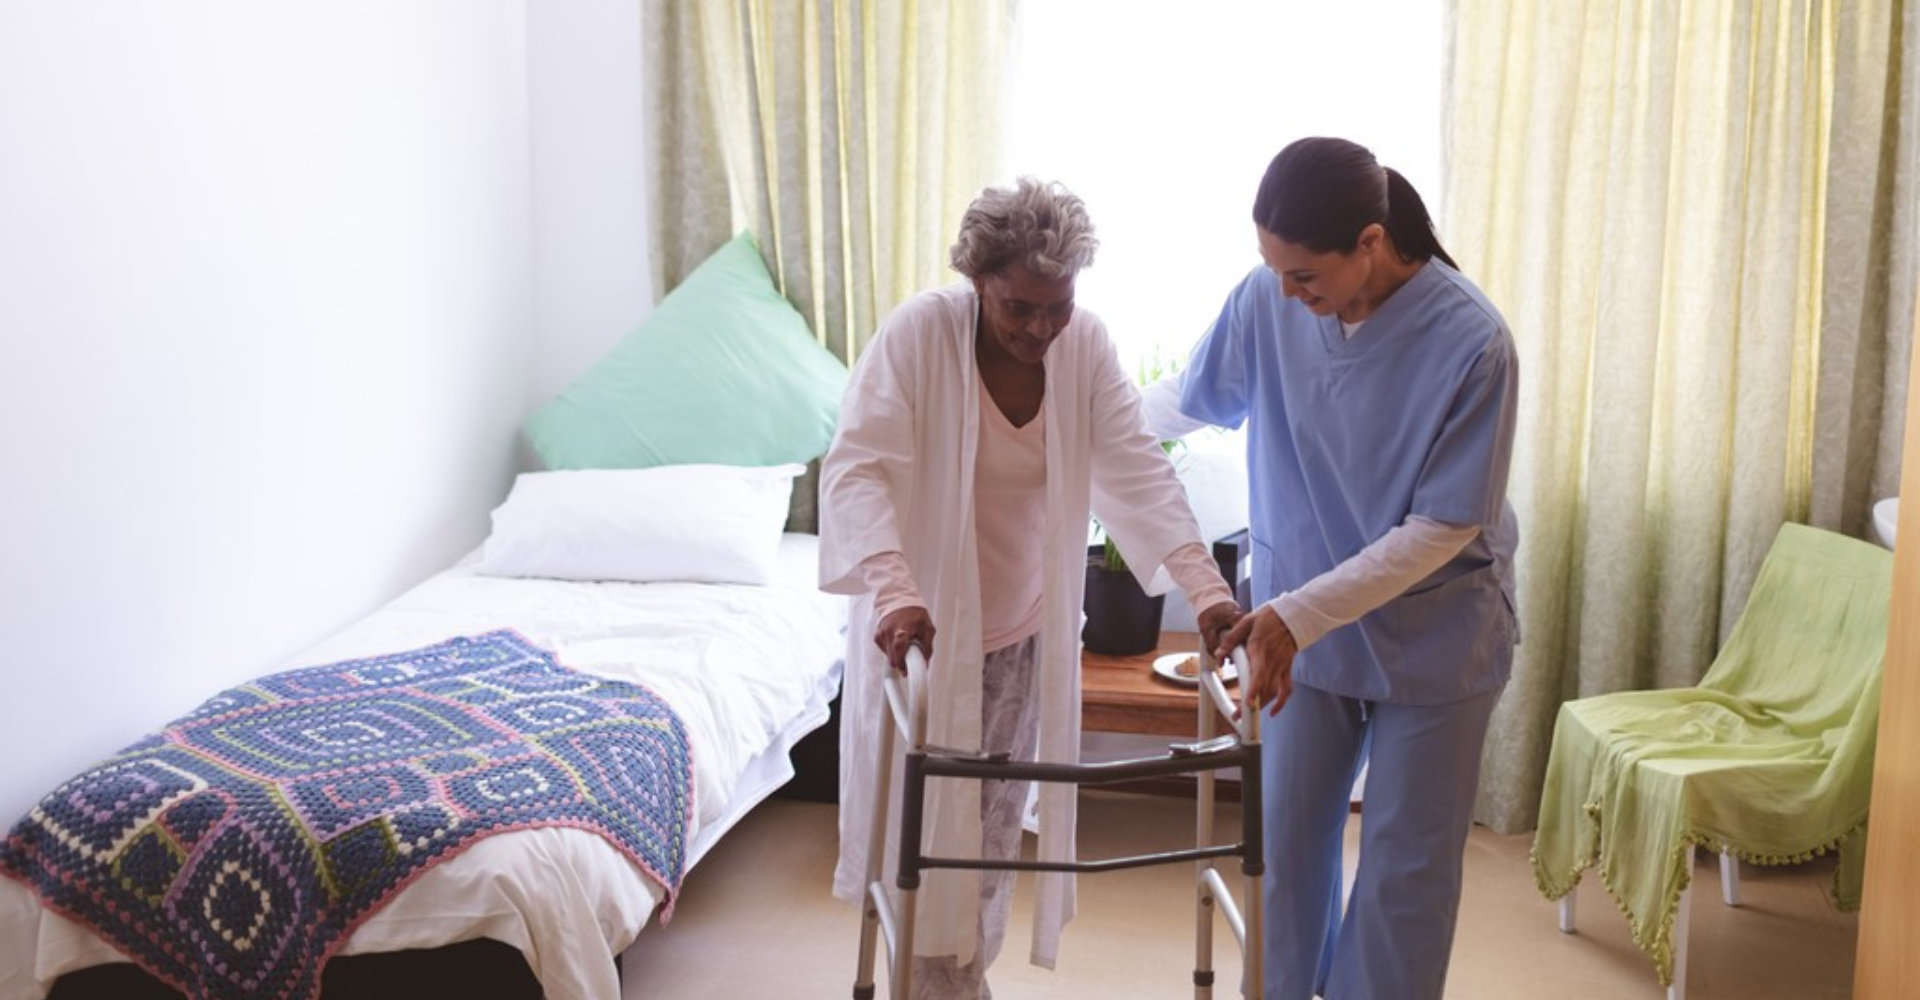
[1529,807,1866,987]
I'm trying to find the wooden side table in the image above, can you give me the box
[1081,631,1246,798]
[1080,631,1210,737]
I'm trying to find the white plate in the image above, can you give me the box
[1151,651,1237,686]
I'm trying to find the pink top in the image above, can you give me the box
[856,381,1237,645]
[973,383,1049,648]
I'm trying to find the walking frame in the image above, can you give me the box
[853,641,1264,999]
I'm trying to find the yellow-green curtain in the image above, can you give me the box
[1445,0,1919,833]
[643,0,1015,363]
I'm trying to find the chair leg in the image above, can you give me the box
[1719,849,1741,907]
[1667,882,1692,1000]
[1558,876,1697,999]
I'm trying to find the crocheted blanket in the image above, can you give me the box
[0,630,692,1000]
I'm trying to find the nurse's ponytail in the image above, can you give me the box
[1382,166,1457,270]
[1253,137,1457,270]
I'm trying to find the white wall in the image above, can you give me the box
[528,1,655,408]
[0,2,535,823]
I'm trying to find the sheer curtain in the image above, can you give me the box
[1446,0,1919,833]
[642,0,1015,363]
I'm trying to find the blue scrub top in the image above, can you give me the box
[1181,260,1520,704]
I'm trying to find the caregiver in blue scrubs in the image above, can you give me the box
[1173,136,1520,1000]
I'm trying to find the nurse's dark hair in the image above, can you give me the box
[949,176,1099,279]
[1251,137,1458,270]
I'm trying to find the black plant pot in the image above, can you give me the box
[1082,546,1165,656]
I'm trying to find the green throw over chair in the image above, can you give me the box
[1530,522,1893,999]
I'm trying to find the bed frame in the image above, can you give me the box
[46,939,550,1000]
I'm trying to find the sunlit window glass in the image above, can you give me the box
[1002,1,1444,375]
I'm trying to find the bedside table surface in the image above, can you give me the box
[1080,631,1220,737]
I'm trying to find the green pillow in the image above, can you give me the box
[526,231,849,470]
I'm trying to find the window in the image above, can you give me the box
[1003,2,1445,374]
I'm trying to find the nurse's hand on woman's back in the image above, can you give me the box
[1216,606,1299,715]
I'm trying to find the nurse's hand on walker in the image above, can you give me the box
[874,605,936,674]
[1214,605,1299,716]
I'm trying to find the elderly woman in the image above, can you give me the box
[819,177,1240,999]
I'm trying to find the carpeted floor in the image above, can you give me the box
[620,792,1855,999]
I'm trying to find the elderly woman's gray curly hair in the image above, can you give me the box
[948,177,1099,280]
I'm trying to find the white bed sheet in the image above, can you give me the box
[0,533,845,1000]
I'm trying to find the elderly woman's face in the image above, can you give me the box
[973,265,1076,366]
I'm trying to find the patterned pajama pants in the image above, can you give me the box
[910,633,1041,1000]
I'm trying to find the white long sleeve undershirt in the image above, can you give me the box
[1269,516,1480,650]
[1139,372,1208,440]
[1140,370,1480,650]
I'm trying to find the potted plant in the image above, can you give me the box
[1082,348,1186,656]
[1082,527,1166,655]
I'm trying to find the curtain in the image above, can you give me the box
[1810,1,1920,530]
[642,0,1016,364]
[1445,0,1920,833]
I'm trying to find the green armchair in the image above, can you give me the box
[1530,522,1892,998]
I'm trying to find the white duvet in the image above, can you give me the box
[0,534,845,1000]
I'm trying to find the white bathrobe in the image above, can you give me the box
[819,282,1211,968]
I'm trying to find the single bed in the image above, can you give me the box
[3,226,854,1000]
[0,525,845,1000]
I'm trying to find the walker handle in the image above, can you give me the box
[1200,645,1261,744]
[883,642,931,751]
[1232,646,1262,741]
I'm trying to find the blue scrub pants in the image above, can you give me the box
[1259,683,1500,1000]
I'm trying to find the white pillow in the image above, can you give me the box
[476,464,804,584]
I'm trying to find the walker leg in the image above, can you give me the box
[1195,855,1216,998]
[853,902,878,1000]
[894,887,918,1000]
[1193,888,1215,999]
[854,710,898,998]
[1195,700,1217,999]
[1238,730,1263,999]
[1240,870,1262,997]
[891,750,928,1000]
